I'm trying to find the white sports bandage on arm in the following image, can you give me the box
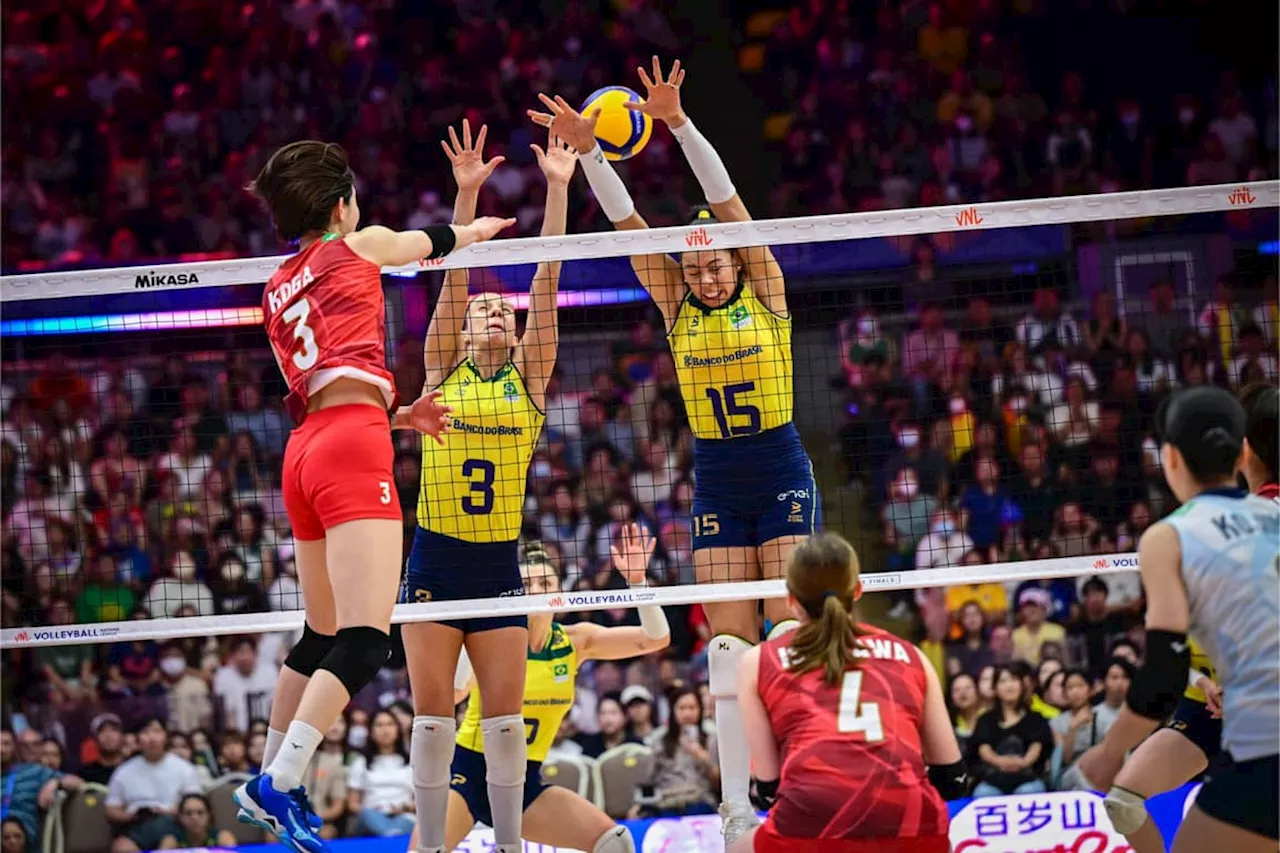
[638,604,669,640]
[669,118,736,204]
[578,145,636,223]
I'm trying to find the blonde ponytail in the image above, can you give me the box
[783,532,868,685]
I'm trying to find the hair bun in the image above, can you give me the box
[1202,426,1241,451]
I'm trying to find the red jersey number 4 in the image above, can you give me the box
[837,670,885,742]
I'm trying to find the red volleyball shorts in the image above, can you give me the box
[281,404,401,540]
[754,821,951,853]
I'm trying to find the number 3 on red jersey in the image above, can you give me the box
[282,298,320,370]
[838,671,885,742]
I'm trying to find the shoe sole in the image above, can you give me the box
[233,787,319,853]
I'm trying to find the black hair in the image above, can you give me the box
[361,709,409,764]
[250,140,355,242]
[1156,386,1246,481]
[1104,657,1137,681]
[132,714,167,736]
[1081,576,1109,597]
[1240,383,1278,480]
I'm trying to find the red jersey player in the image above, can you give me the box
[233,139,513,853]
[732,533,967,853]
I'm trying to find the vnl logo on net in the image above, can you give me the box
[1093,556,1139,571]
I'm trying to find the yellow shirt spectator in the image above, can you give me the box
[1011,588,1066,665]
[946,583,1009,619]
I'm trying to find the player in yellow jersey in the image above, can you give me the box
[530,58,818,843]
[398,123,576,853]
[403,525,668,853]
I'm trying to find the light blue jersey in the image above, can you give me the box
[1164,488,1280,762]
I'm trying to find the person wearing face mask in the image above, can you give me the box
[916,507,975,572]
[143,551,215,618]
[159,642,213,734]
[266,543,304,612]
[884,421,947,503]
[838,309,895,389]
[346,710,371,753]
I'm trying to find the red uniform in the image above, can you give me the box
[754,626,949,853]
[264,236,402,540]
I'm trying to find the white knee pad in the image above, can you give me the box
[766,619,799,642]
[480,715,527,787]
[411,716,456,788]
[708,634,754,698]
[1103,786,1149,835]
[592,826,635,853]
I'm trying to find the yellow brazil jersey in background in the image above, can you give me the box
[417,359,544,541]
[457,622,577,762]
[668,282,794,440]
[1184,636,1219,703]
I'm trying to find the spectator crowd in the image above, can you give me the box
[3,0,1275,269]
[760,0,1276,217]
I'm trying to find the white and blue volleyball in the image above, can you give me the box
[581,86,652,161]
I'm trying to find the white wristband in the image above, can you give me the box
[669,118,736,205]
[1188,668,1201,691]
[578,145,636,223]
[638,605,670,640]
[454,646,475,692]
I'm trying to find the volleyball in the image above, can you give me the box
[582,86,652,161]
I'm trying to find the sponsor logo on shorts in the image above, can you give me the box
[451,773,467,786]
[498,587,526,598]
[787,501,804,524]
[135,271,201,289]
[777,489,810,501]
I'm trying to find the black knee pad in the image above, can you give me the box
[284,624,337,677]
[317,626,391,696]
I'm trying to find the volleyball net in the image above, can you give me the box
[2,180,1277,651]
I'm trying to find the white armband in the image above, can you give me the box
[578,145,636,223]
[669,118,736,205]
[638,604,670,640]
[454,646,475,692]
[1188,668,1202,691]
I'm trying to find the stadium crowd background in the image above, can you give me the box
[1,0,1278,850]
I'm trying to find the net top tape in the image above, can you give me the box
[0,552,1140,648]
[2,181,1275,301]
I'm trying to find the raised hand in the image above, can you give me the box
[531,132,578,187]
[623,56,686,125]
[408,389,453,444]
[459,216,517,246]
[441,119,504,192]
[610,522,656,586]
[527,93,600,155]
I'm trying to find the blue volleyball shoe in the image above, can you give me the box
[233,773,327,853]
